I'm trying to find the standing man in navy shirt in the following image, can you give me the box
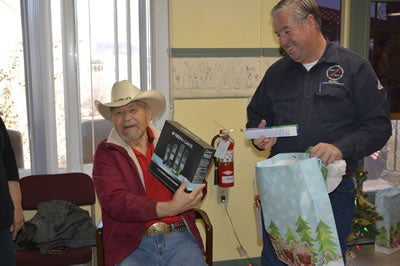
[246,0,392,265]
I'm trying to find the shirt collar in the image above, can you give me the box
[319,41,341,65]
[146,126,155,144]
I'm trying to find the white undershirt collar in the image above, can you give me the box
[303,60,318,71]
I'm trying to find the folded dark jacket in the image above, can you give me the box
[15,199,95,254]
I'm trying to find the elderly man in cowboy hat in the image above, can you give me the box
[93,80,207,266]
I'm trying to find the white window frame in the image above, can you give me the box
[21,0,58,174]
[20,0,170,174]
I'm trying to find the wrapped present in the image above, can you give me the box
[256,153,344,265]
[374,186,400,255]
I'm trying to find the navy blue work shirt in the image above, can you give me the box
[247,41,392,172]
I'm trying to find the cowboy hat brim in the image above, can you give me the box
[95,90,166,121]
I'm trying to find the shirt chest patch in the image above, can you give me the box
[326,64,344,81]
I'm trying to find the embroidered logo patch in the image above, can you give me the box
[326,65,344,81]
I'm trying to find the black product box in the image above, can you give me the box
[149,120,216,192]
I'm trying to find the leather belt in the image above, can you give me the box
[342,171,354,180]
[144,221,186,236]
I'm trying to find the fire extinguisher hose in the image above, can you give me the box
[211,134,221,185]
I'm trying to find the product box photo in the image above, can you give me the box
[149,120,215,192]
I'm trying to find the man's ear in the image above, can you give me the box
[147,109,152,122]
[305,14,316,29]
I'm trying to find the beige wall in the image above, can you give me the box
[170,0,280,261]
[170,0,280,48]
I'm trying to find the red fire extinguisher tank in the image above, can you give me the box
[211,129,234,187]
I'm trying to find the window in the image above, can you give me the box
[1,0,169,174]
[316,0,341,45]
[369,1,400,171]
[0,0,29,168]
[75,0,143,167]
[369,1,400,115]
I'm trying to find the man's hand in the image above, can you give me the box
[253,119,277,150]
[309,143,343,165]
[156,179,206,217]
[12,207,24,240]
[8,181,24,240]
[369,151,381,160]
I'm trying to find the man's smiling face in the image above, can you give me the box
[111,101,151,144]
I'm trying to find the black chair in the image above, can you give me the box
[96,208,213,266]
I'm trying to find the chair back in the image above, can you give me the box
[20,173,96,209]
[81,119,113,164]
[17,173,97,266]
[7,129,24,168]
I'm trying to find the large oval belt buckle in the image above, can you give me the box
[148,222,170,235]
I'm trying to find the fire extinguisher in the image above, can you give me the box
[211,129,234,187]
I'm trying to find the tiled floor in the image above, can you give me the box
[347,244,400,266]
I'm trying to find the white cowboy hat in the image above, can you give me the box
[94,80,166,121]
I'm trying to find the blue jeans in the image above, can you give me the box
[261,178,355,266]
[116,229,206,266]
[0,227,16,266]
[329,177,356,261]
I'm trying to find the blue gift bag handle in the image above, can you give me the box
[306,146,328,180]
